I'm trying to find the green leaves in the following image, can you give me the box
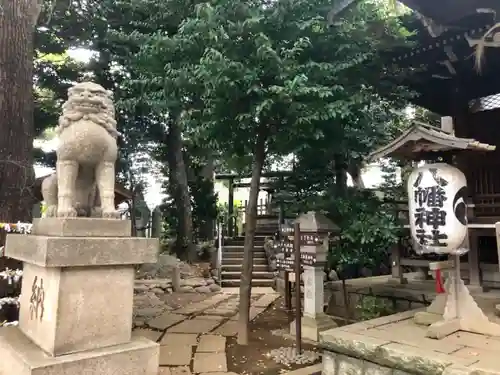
[326,188,401,270]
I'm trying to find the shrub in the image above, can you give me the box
[356,295,395,320]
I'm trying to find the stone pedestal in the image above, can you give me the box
[0,218,160,375]
[290,266,336,341]
[414,269,500,339]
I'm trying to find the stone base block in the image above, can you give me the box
[5,234,158,267]
[387,276,408,285]
[414,311,442,326]
[0,327,159,375]
[18,263,134,356]
[32,218,131,237]
[290,314,337,342]
[322,351,400,375]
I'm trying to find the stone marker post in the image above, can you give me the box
[290,211,338,341]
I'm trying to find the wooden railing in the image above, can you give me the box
[471,194,500,217]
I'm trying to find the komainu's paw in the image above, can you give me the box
[102,209,120,219]
[57,207,78,218]
[90,207,103,218]
[76,207,88,217]
[45,205,58,217]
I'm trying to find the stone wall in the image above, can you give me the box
[324,278,430,320]
[276,273,433,320]
[322,351,411,375]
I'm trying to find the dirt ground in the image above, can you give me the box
[226,297,322,375]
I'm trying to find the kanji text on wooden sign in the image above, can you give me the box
[275,225,319,271]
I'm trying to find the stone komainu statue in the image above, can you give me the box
[42,82,121,218]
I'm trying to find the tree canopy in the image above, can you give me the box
[104,0,412,342]
[1,0,420,333]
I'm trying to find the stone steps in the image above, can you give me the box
[221,263,269,272]
[222,245,265,252]
[224,235,267,246]
[223,250,266,259]
[221,271,274,281]
[222,257,268,265]
[220,228,276,288]
[221,278,275,287]
[220,246,273,287]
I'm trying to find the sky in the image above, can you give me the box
[35,48,394,210]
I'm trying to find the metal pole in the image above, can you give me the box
[294,222,302,354]
[217,222,223,283]
[454,253,461,319]
[228,178,234,237]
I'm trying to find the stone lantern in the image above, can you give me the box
[290,211,339,341]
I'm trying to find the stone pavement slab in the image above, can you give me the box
[159,345,193,366]
[230,307,265,321]
[132,328,162,342]
[171,366,192,375]
[365,327,463,354]
[212,321,239,336]
[441,331,500,352]
[203,308,237,317]
[168,317,222,334]
[253,293,280,308]
[158,368,171,375]
[320,315,487,375]
[161,333,198,346]
[136,307,165,317]
[175,294,233,315]
[197,315,226,321]
[223,287,275,294]
[197,335,226,353]
[282,364,322,375]
[193,352,228,373]
[148,313,186,330]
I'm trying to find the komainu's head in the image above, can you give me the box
[58,82,119,138]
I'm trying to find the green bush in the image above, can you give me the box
[356,295,395,320]
[197,241,216,262]
[327,189,401,275]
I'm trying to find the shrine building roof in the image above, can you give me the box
[367,121,496,162]
[384,3,500,115]
[397,0,499,26]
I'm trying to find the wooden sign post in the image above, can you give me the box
[293,222,302,354]
[276,222,306,353]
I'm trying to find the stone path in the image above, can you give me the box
[132,287,280,375]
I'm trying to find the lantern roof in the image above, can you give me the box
[296,211,340,233]
[367,121,496,162]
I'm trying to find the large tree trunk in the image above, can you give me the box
[0,1,40,226]
[199,153,215,240]
[238,127,267,345]
[0,0,41,325]
[348,163,365,189]
[166,120,196,262]
[334,154,347,196]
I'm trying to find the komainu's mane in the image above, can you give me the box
[57,93,120,139]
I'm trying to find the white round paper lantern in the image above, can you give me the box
[407,163,467,254]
